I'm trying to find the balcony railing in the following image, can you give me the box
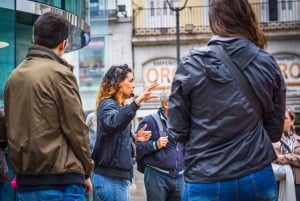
[133,1,300,36]
[90,1,117,18]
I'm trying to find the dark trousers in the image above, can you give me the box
[296,184,300,201]
[144,166,184,201]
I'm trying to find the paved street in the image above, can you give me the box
[130,164,147,201]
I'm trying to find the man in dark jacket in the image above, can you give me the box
[135,90,184,201]
[4,13,94,200]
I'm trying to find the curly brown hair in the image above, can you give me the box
[95,64,133,111]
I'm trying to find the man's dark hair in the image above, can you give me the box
[33,12,70,48]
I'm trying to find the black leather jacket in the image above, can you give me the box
[167,37,286,183]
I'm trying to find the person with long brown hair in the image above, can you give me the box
[167,0,286,200]
[91,64,158,201]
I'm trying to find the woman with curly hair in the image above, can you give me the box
[91,64,158,201]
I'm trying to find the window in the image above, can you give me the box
[79,37,106,87]
[150,1,154,16]
[163,1,167,15]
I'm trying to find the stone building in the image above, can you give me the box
[131,0,300,129]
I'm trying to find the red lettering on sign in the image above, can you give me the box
[146,68,159,83]
[289,62,300,79]
[278,62,300,80]
[278,62,288,79]
[145,66,177,84]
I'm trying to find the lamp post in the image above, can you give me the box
[167,0,188,67]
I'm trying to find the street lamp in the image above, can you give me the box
[167,0,188,67]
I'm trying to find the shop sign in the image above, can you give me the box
[275,54,300,87]
[275,54,300,113]
[143,58,177,90]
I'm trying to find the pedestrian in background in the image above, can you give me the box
[273,108,299,201]
[167,0,286,200]
[91,64,158,201]
[85,112,98,201]
[135,90,184,201]
[0,107,9,201]
[86,112,97,153]
[4,12,94,201]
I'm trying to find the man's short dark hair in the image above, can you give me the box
[33,12,70,49]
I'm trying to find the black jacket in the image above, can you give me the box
[92,98,139,180]
[167,37,286,183]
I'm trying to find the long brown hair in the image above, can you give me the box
[209,0,266,49]
[95,64,132,111]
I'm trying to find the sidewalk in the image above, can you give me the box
[130,164,147,201]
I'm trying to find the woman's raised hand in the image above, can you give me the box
[135,82,159,105]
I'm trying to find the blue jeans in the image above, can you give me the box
[183,165,278,201]
[16,184,85,201]
[93,173,130,201]
[144,166,184,201]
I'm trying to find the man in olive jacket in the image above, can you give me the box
[4,13,93,200]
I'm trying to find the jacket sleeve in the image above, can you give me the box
[167,59,192,142]
[99,99,139,135]
[285,153,300,168]
[135,116,159,159]
[261,57,286,142]
[55,72,94,175]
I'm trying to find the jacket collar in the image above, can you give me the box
[158,107,167,125]
[26,45,74,72]
[208,35,259,72]
[208,35,237,44]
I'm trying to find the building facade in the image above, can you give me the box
[0,0,91,107]
[78,0,132,112]
[132,0,300,129]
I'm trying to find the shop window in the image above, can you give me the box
[79,37,105,87]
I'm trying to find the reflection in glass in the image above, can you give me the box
[30,0,88,19]
[0,6,15,107]
[79,37,106,87]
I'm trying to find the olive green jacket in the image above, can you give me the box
[4,45,94,179]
